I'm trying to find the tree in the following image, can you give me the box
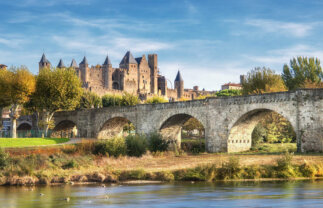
[102,94,123,107]
[282,57,323,90]
[28,67,82,136]
[0,69,11,129]
[79,91,102,109]
[182,117,204,137]
[0,66,35,138]
[145,96,168,104]
[242,67,287,95]
[216,89,241,97]
[121,92,139,106]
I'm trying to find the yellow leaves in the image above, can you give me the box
[0,66,35,106]
[242,67,287,95]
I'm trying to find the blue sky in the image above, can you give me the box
[1,0,323,90]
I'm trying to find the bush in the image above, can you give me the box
[62,159,79,169]
[275,152,297,178]
[121,92,139,106]
[0,148,9,170]
[125,135,147,157]
[217,157,241,180]
[148,133,169,153]
[145,96,168,104]
[93,137,127,157]
[102,94,122,107]
[79,91,102,109]
[181,140,205,154]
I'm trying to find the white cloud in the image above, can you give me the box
[159,61,246,91]
[245,19,314,38]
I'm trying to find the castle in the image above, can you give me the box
[39,51,212,101]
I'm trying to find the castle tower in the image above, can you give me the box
[39,53,51,72]
[148,54,158,94]
[174,70,184,99]
[70,59,78,68]
[102,55,112,89]
[119,51,138,93]
[119,51,137,70]
[57,59,65,68]
[79,56,89,85]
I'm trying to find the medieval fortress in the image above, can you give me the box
[39,51,212,101]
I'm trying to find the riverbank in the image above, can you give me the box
[0,143,323,186]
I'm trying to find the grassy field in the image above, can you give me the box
[0,138,70,148]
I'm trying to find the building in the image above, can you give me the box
[221,83,242,90]
[0,64,7,70]
[39,51,213,101]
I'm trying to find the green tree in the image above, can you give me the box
[121,92,139,106]
[0,67,35,138]
[79,90,102,109]
[182,117,204,137]
[282,57,323,90]
[102,94,123,107]
[28,67,82,136]
[145,96,168,104]
[216,89,241,97]
[0,69,11,129]
[242,67,287,95]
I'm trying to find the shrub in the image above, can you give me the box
[102,94,122,107]
[93,137,127,157]
[79,91,102,109]
[62,159,79,169]
[0,148,9,170]
[119,169,146,180]
[121,92,139,106]
[181,140,205,154]
[148,133,169,152]
[275,152,297,178]
[299,163,316,178]
[217,157,241,180]
[145,96,168,104]
[125,134,147,157]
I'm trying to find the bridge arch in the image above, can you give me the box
[97,116,135,139]
[17,122,32,131]
[159,113,205,149]
[227,108,297,153]
[52,120,78,138]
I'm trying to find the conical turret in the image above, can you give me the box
[57,59,65,68]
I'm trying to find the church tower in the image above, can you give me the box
[174,70,184,99]
[39,53,51,72]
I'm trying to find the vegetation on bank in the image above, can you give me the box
[0,138,70,148]
[0,144,322,186]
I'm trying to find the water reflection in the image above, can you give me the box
[0,180,322,208]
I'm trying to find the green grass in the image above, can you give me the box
[247,143,297,154]
[0,138,70,148]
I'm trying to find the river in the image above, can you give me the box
[0,180,322,207]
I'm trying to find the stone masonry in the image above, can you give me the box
[53,89,323,153]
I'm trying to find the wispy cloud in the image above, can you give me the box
[244,19,314,38]
[243,44,323,70]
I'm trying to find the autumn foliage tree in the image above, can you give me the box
[282,57,323,90]
[242,67,287,95]
[27,67,83,136]
[0,66,35,138]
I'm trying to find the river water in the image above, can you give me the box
[0,180,322,208]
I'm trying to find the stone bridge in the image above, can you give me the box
[53,89,323,153]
